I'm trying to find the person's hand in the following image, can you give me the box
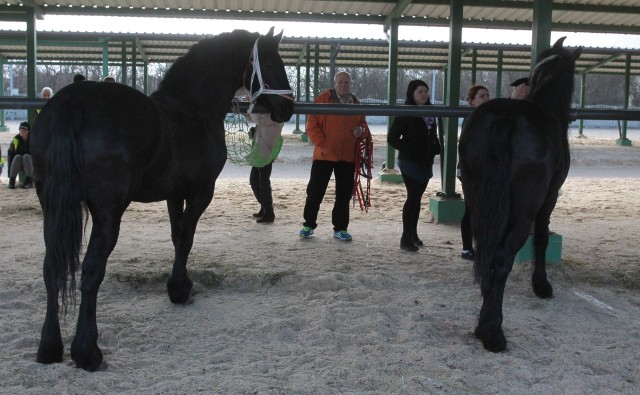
[352,125,364,138]
[511,84,530,100]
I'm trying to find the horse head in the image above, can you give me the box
[528,37,582,125]
[244,27,295,123]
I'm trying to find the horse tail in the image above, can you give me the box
[41,103,86,313]
[472,121,512,286]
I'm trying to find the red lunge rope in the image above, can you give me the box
[353,137,373,212]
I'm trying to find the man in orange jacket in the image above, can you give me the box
[299,71,370,241]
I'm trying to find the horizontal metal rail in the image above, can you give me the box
[2,97,639,121]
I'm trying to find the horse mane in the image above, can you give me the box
[528,38,581,129]
[152,30,259,117]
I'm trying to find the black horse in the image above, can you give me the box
[458,37,581,352]
[31,28,294,371]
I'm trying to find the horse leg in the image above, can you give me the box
[70,204,128,371]
[475,221,531,352]
[36,251,64,364]
[531,197,558,299]
[166,193,212,304]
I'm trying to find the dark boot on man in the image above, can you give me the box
[8,177,16,189]
[256,208,275,223]
[400,234,419,252]
[22,177,33,189]
[252,207,264,218]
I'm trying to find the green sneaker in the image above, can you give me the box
[299,226,314,238]
[333,230,352,241]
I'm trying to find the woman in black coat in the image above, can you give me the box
[388,80,442,252]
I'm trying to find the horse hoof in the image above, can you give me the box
[36,341,64,364]
[475,325,507,353]
[533,280,554,299]
[71,343,104,372]
[167,276,194,304]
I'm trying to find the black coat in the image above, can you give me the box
[387,115,442,168]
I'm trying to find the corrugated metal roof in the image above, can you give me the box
[1,31,639,75]
[2,1,640,33]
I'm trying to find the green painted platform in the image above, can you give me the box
[378,171,403,183]
[428,196,465,223]
[616,138,633,146]
[514,232,562,264]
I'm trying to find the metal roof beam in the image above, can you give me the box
[578,53,625,74]
[383,0,413,32]
[40,7,385,25]
[135,38,149,63]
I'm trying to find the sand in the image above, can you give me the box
[0,129,639,394]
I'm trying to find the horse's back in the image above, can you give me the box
[34,82,161,149]
[461,99,566,176]
[460,98,569,209]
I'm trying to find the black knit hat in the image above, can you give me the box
[510,77,529,87]
[19,121,30,131]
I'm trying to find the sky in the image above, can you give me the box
[2,15,640,50]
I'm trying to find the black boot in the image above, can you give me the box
[252,207,264,218]
[256,208,275,223]
[22,176,33,189]
[400,234,419,252]
[8,177,16,189]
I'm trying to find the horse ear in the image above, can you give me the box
[274,30,284,43]
[572,46,583,60]
[266,27,275,38]
[552,37,567,50]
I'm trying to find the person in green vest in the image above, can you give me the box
[7,122,33,189]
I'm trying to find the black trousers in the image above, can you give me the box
[250,162,273,210]
[303,160,355,232]
[401,172,429,237]
[460,202,473,251]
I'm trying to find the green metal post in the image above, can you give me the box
[293,63,302,133]
[380,18,402,183]
[143,62,148,95]
[496,49,503,98]
[617,54,632,146]
[329,44,338,83]
[101,39,109,79]
[26,7,37,123]
[131,40,137,89]
[429,0,465,223]
[471,48,477,84]
[300,43,311,142]
[314,44,319,98]
[0,55,8,131]
[443,0,462,197]
[120,41,127,84]
[531,0,553,70]
[579,73,586,136]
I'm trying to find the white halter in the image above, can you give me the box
[247,37,294,114]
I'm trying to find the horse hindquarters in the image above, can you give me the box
[462,116,537,352]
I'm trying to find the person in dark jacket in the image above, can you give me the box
[7,121,33,189]
[387,80,442,251]
[458,85,491,260]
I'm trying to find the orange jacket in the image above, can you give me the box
[305,89,370,163]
